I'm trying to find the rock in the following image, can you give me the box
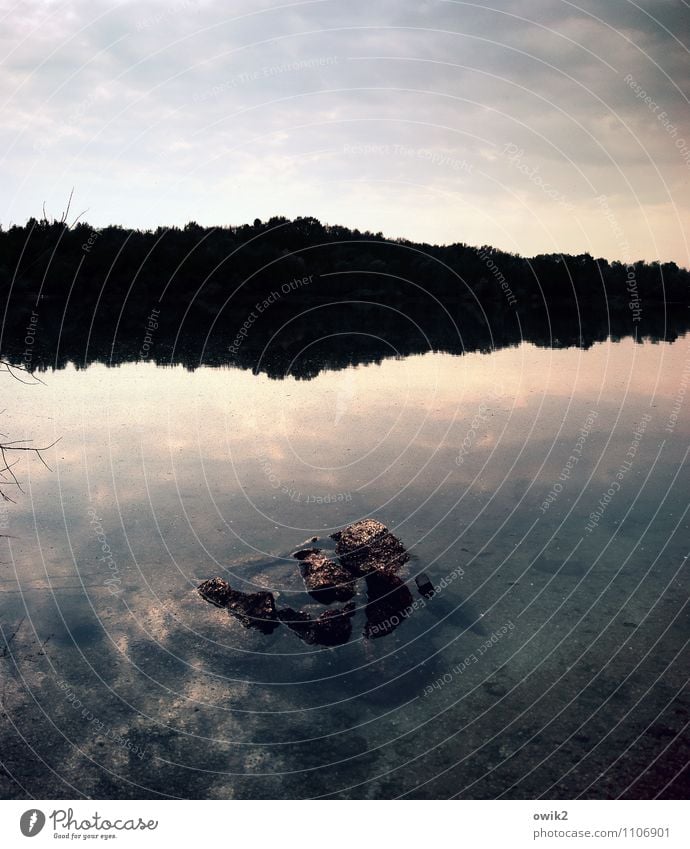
[364,573,414,639]
[275,606,314,641]
[198,578,279,633]
[198,518,412,643]
[415,572,436,598]
[314,604,356,645]
[197,577,234,607]
[277,603,356,646]
[226,591,278,633]
[293,548,356,603]
[292,548,320,560]
[331,518,409,576]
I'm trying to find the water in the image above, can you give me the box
[1,335,688,799]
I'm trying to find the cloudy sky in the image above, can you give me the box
[2,0,689,263]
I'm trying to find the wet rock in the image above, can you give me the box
[293,547,320,560]
[198,518,412,644]
[275,606,314,640]
[277,603,356,646]
[364,573,414,639]
[226,591,278,633]
[197,577,234,608]
[331,518,409,577]
[198,578,279,633]
[294,548,356,604]
[314,604,356,645]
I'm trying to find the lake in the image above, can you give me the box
[1,333,688,799]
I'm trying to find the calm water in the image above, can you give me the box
[1,335,688,799]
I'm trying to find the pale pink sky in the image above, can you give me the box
[2,0,689,265]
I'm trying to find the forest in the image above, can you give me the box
[1,215,688,379]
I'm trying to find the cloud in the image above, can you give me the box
[1,0,687,263]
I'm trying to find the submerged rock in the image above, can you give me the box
[293,547,356,603]
[364,573,414,639]
[292,548,320,560]
[277,603,356,646]
[198,518,413,644]
[226,591,278,633]
[275,606,313,640]
[197,577,234,608]
[331,518,409,577]
[198,577,279,633]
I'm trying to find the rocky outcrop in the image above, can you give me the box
[364,573,414,639]
[198,576,234,608]
[197,578,279,633]
[277,603,356,646]
[199,518,420,644]
[293,547,356,603]
[331,518,409,576]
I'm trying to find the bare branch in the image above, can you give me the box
[0,437,60,500]
[0,359,46,385]
[0,331,59,503]
[0,446,23,494]
[60,188,74,225]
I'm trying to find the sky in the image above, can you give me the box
[2,0,689,264]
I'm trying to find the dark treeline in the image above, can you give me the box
[1,215,688,379]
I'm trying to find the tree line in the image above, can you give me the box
[0,215,687,378]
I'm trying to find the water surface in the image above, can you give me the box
[1,335,688,799]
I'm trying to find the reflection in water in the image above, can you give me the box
[2,297,689,381]
[0,333,688,799]
[3,215,689,381]
[364,573,414,640]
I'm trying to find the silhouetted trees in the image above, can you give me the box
[0,216,687,378]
